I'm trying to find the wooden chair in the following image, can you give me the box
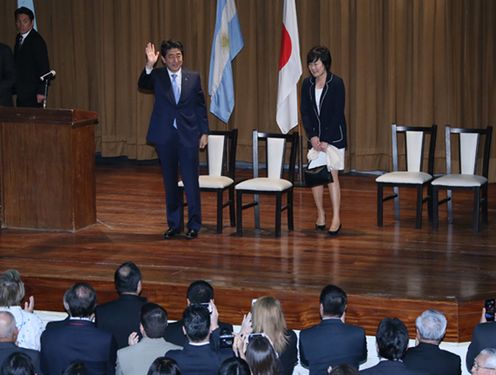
[376,124,437,228]
[235,130,298,237]
[432,126,493,232]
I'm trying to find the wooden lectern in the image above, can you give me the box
[0,108,97,231]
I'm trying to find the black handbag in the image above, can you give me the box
[304,165,332,187]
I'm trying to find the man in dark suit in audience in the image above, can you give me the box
[466,307,496,371]
[403,309,461,375]
[164,280,232,347]
[13,7,50,107]
[360,318,426,375]
[0,311,41,374]
[40,283,117,375]
[165,303,233,375]
[299,284,367,374]
[0,42,15,107]
[95,261,147,349]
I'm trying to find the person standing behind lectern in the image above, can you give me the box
[13,7,50,107]
[138,40,208,240]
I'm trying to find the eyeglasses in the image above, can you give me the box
[472,362,496,371]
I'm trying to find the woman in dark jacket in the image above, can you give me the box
[300,46,347,235]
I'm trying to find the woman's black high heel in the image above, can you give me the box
[315,224,326,231]
[328,224,342,236]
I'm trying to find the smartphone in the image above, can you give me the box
[200,302,212,314]
[485,298,495,321]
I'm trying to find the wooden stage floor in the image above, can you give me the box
[0,161,495,342]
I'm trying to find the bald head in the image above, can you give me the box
[0,311,18,342]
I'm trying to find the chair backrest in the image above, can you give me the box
[206,129,238,178]
[444,125,492,177]
[391,124,437,174]
[251,130,299,182]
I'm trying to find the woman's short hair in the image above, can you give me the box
[251,296,288,354]
[306,46,332,72]
[147,357,181,375]
[0,270,25,306]
[1,352,36,375]
[218,357,251,375]
[244,335,279,375]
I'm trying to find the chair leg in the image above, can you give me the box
[229,187,235,227]
[254,193,260,229]
[216,190,223,234]
[275,193,282,237]
[427,184,433,222]
[377,184,384,227]
[482,184,489,224]
[447,189,453,224]
[179,187,185,232]
[432,186,439,229]
[393,186,400,220]
[415,185,423,229]
[236,191,243,235]
[287,189,294,231]
[474,188,481,232]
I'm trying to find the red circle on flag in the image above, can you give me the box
[278,25,292,70]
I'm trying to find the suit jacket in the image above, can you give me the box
[164,319,233,347]
[165,342,233,375]
[359,360,428,375]
[0,43,15,106]
[0,342,42,375]
[40,319,117,375]
[466,321,496,371]
[403,342,461,375]
[299,319,367,374]
[13,29,49,107]
[116,337,181,375]
[95,294,147,349]
[138,67,208,148]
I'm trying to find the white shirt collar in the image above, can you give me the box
[167,69,182,81]
[21,29,32,39]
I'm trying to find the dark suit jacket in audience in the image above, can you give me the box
[164,319,233,347]
[278,329,298,375]
[40,319,117,375]
[403,342,461,375]
[359,360,428,375]
[0,342,42,374]
[299,318,367,374]
[466,321,496,371]
[165,342,233,375]
[95,294,147,349]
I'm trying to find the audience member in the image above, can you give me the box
[147,357,181,375]
[116,303,181,375]
[0,42,15,107]
[329,364,359,375]
[44,288,70,330]
[165,304,233,374]
[0,270,44,350]
[0,312,41,374]
[13,6,50,107]
[62,361,89,375]
[403,309,461,375]
[246,296,297,375]
[299,285,367,373]
[164,280,233,347]
[244,334,279,375]
[95,261,147,349]
[472,348,496,374]
[467,307,496,371]
[40,282,117,375]
[218,357,251,375]
[359,317,426,374]
[0,352,36,375]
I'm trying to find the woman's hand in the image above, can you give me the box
[310,136,320,150]
[239,312,253,337]
[319,141,329,151]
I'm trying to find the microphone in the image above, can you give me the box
[40,70,56,81]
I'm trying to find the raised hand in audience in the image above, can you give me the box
[210,300,219,332]
[23,296,34,313]
[128,331,139,346]
[480,307,488,323]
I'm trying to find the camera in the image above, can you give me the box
[485,298,495,321]
[200,302,212,314]
[219,327,234,349]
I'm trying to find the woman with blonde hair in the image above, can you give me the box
[249,296,297,375]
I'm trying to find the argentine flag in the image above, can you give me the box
[208,0,244,124]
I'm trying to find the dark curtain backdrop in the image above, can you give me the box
[1,0,494,179]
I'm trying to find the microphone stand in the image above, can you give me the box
[42,79,50,109]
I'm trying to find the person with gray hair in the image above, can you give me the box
[0,270,44,350]
[403,309,461,375]
[472,348,496,374]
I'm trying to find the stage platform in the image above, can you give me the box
[0,161,494,342]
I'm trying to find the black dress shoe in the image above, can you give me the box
[328,224,342,236]
[163,228,179,240]
[185,229,199,239]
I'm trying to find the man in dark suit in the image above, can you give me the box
[40,283,117,375]
[466,307,496,371]
[95,261,147,349]
[299,284,367,374]
[164,280,233,347]
[403,309,461,375]
[0,43,15,107]
[360,318,426,375]
[472,348,496,374]
[0,311,41,374]
[13,7,50,107]
[165,304,233,375]
[138,39,208,240]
